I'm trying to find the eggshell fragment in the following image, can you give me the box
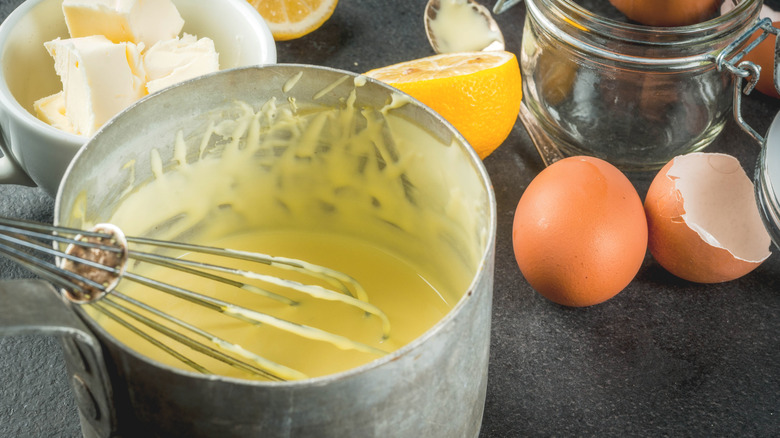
[644,153,772,283]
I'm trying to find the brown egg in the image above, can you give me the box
[609,0,720,27]
[644,153,772,283]
[512,156,647,307]
[742,21,780,99]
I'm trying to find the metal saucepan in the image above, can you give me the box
[0,65,497,437]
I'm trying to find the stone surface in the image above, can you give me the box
[0,0,778,436]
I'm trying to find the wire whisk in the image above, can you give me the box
[0,216,391,381]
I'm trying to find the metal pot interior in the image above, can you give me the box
[53,65,496,383]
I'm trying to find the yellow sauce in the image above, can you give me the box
[91,230,458,381]
[73,74,490,381]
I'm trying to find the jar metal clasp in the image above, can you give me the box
[716,17,780,145]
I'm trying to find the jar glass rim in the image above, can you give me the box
[526,0,763,64]
[554,0,758,34]
[529,0,761,44]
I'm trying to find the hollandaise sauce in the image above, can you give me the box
[86,229,459,381]
[73,74,488,382]
[73,82,491,383]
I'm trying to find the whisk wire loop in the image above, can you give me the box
[124,239,392,338]
[98,293,306,381]
[93,299,214,376]
[120,270,390,356]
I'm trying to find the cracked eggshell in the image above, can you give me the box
[644,152,772,283]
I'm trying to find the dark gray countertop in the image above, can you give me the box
[1,0,778,436]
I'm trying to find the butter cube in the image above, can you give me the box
[144,33,219,94]
[44,35,146,136]
[34,91,75,134]
[62,0,184,47]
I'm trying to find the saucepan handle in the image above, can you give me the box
[0,280,115,438]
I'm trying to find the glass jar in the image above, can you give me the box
[518,0,764,170]
[757,110,780,248]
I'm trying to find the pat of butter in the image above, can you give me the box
[144,34,220,94]
[44,35,146,136]
[62,0,184,47]
[34,91,75,134]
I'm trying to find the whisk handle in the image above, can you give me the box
[0,280,116,438]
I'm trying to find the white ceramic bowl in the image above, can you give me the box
[0,0,276,196]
